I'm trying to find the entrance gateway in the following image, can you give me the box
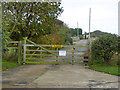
[7,37,89,64]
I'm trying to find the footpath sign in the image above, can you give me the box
[59,50,66,56]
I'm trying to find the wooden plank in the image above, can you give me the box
[26,58,55,61]
[36,45,52,47]
[23,37,27,63]
[26,54,57,56]
[34,44,88,47]
[18,41,22,64]
[42,58,56,60]
[67,51,88,52]
[26,39,56,55]
[26,58,40,60]
[22,44,34,46]
[7,41,19,44]
[6,47,18,49]
[26,58,42,60]
[25,61,60,64]
[62,45,88,47]
[29,47,40,58]
[26,49,46,52]
[26,54,41,56]
[26,50,59,52]
[26,39,36,45]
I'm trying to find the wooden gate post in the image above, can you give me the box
[72,47,75,65]
[23,37,27,64]
[40,47,42,61]
[56,48,58,62]
[18,41,22,64]
[89,40,92,65]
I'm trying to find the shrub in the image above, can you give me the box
[91,34,118,65]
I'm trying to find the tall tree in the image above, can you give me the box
[2,2,63,41]
[71,28,82,36]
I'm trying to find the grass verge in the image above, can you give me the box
[2,60,20,71]
[89,64,120,76]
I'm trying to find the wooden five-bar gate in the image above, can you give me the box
[6,37,89,65]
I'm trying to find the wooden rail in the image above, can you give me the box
[6,37,89,64]
[6,40,22,64]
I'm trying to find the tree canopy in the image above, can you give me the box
[71,28,82,37]
[2,2,63,41]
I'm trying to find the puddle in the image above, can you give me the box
[87,84,94,87]
[2,80,11,84]
[89,80,97,82]
[12,81,28,86]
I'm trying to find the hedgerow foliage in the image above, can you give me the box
[91,34,118,64]
[31,23,72,45]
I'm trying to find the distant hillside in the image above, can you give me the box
[86,30,111,37]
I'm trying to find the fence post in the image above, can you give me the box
[40,47,42,61]
[72,47,74,65]
[23,37,27,64]
[88,38,93,65]
[56,48,58,62]
[18,41,22,64]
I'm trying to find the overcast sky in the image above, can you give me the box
[58,0,119,34]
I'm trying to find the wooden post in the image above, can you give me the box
[72,47,74,65]
[40,47,42,61]
[18,41,22,64]
[56,48,58,62]
[90,39,93,65]
[23,37,27,64]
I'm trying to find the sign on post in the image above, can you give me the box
[72,47,75,51]
[59,50,66,56]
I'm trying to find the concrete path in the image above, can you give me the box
[28,64,118,88]
[2,39,119,89]
[2,64,118,88]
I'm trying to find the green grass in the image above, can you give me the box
[2,60,20,71]
[89,64,120,76]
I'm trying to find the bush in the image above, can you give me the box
[91,34,118,65]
